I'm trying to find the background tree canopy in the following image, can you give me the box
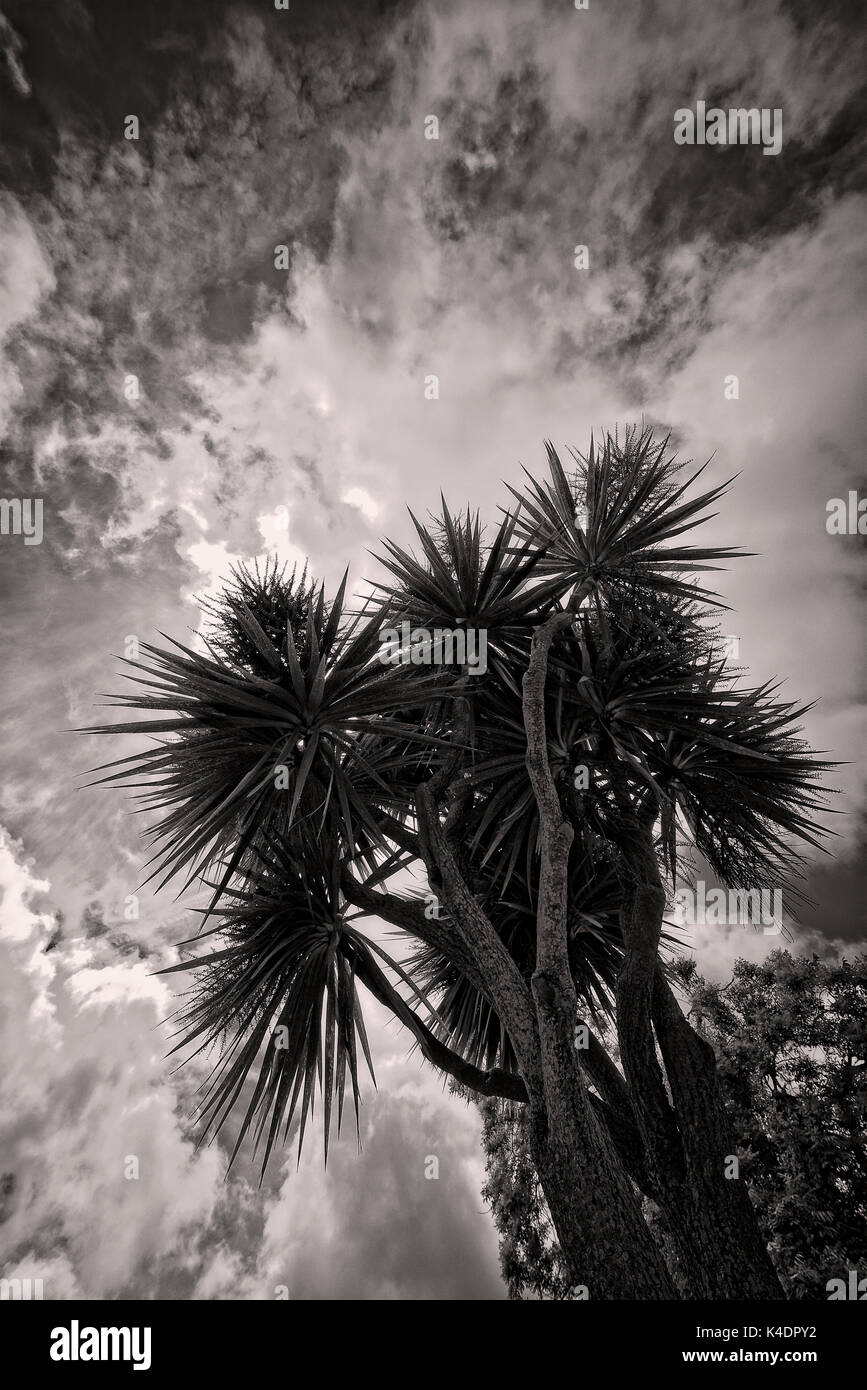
[480,949,867,1300]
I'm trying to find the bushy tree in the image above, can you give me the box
[685,950,867,1297]
[85,427,833,1298]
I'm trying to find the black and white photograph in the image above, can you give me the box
[0,0,865,1358]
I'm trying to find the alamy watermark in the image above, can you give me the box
[826,1269,867,1300]
[673,882,783,935]
[0,497,43,545]
[378,621,488,675]
[0,1277,43,1299]
[826,491,866,535]
[674,103,782,156]
[50,1321,151,1371]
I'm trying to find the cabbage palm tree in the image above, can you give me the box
[84,426,832,1299]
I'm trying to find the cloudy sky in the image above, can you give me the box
[0,0,865,1300]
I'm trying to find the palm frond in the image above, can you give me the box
[161,843,385,1173]
[510,426,747,608]
[80,575,457,905]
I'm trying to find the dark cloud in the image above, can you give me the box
[414,2,867,390]
[801,809,867,944]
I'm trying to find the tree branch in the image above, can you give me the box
[579,1021,639,1129]
[352,946,527,1103]
[416,783,544,1097]
[340,865,491,1002]
[587,1092,658,1200]
[522,609,575,833]
[615,847,685,1184]
[522,606,587,988]
[375,811,421,857]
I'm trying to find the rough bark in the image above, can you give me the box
[651,963,786,1299]
[616,828,786,1299]
[522,610,678,1297]
[528,977,678,1298]
[344,877,658,1191]
[416,781,546,1098]
[615,837,714,1297]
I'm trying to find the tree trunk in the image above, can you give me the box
[651,965,786,1299]
[615,876,711,1297]
[528,966,679,1299]
[616,829,786,1299]
[520,611,677,1298]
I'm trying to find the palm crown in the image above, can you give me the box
[84,426,833,1173]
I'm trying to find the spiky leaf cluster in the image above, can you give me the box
[84,427,834,1169]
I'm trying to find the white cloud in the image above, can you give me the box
[342,486,380,521]
[0,829,504,1299]
[0,829,231,1297]
[689,917,853,982]
[0,197,54,433]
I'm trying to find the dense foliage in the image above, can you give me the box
[481,950,867,1299]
